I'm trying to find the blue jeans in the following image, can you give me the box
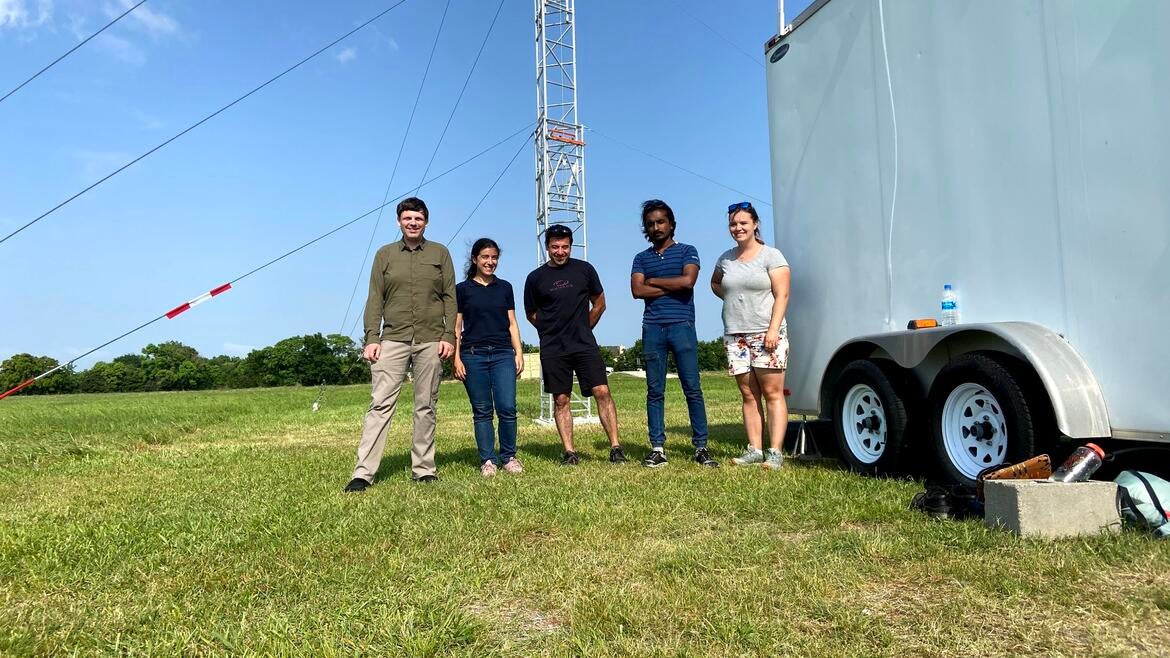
[460,346,518,464]
[643,321,708,449]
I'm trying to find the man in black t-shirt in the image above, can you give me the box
[524,224,626,465]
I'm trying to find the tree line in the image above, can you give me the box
[0,334,368,396]
[0,335,730,397]
[607,338,728,373]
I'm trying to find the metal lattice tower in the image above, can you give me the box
[534,0,595,424]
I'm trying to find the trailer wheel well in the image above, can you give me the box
[818,341,885,420]
[820,328,1069,444]
[918,337,1059,449]
[947,348,1061,450]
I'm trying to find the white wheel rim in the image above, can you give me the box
[941,382,1009,479]
[841,383,887,464]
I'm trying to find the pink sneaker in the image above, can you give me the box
[501,458,524,474]
[481,461,498,477]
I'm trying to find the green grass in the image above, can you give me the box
[1,375,1168,656]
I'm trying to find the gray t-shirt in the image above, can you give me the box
[716,245,789,334]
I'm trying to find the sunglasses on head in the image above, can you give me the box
[546,225,572,237]
[728,201,753,213]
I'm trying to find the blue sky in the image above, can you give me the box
[0,0,812,366]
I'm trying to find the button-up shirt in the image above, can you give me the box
[363,238,456,346]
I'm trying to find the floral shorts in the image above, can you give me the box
[723,328,789,376]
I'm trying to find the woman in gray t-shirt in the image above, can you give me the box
[710,202,791,469]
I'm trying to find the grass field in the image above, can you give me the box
[2,374,1168,656]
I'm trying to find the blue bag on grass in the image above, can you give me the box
[1115,470,1170,539]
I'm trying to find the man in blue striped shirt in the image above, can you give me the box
[630,200,716,468]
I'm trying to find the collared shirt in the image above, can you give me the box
[363,238,456,345]
[631,241,701,324]
[456,277,515,350]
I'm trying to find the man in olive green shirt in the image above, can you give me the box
[346,197,456,491]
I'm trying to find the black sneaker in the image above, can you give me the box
[343,478,370,493]
[948,484,982,520]
[609,446,628,464]
[693,448,720,468]
[561,451,580,466]
[413,474,439,483]
[909,485,952,519]
[642,449,668,468]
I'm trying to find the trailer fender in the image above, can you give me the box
[820,322,1110,439]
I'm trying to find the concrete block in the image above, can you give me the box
[984,479,1121,539]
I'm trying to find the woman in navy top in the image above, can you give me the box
[454,238,525,476]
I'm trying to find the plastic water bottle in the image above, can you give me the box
[941,284,959,326]
[1050,443,1105,483]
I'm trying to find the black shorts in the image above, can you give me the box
[540,350,609,397]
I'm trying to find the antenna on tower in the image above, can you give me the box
[533,0,596,425]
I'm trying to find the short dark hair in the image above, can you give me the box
[465,237,500,280]
[544,224,573,246]
[640,199,676,241]
[396,197,429,221]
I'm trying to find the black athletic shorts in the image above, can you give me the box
[540,349,608,397]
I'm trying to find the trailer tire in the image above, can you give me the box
[928,353,1036,486]
[831,359,910,475]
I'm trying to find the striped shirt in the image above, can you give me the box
[631,242,700,325]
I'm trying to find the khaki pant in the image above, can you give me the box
[352,340,442,481]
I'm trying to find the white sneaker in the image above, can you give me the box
[481,461,498,477]
[763,449,784,470]
[731,447,765,466]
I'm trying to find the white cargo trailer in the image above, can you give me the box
[764,0,1169,484]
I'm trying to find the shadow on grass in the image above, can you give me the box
[361,446,483,485]
[353,422,850,485]
[361,436,602,483]
[667,421,815,453]
[515,435,649,462]
[655,421,850,472]
[518,440,568,462]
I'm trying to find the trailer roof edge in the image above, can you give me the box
[765,0,834,53]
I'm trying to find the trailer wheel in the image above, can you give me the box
[929,353,1036,486]
[831,359,909,475]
